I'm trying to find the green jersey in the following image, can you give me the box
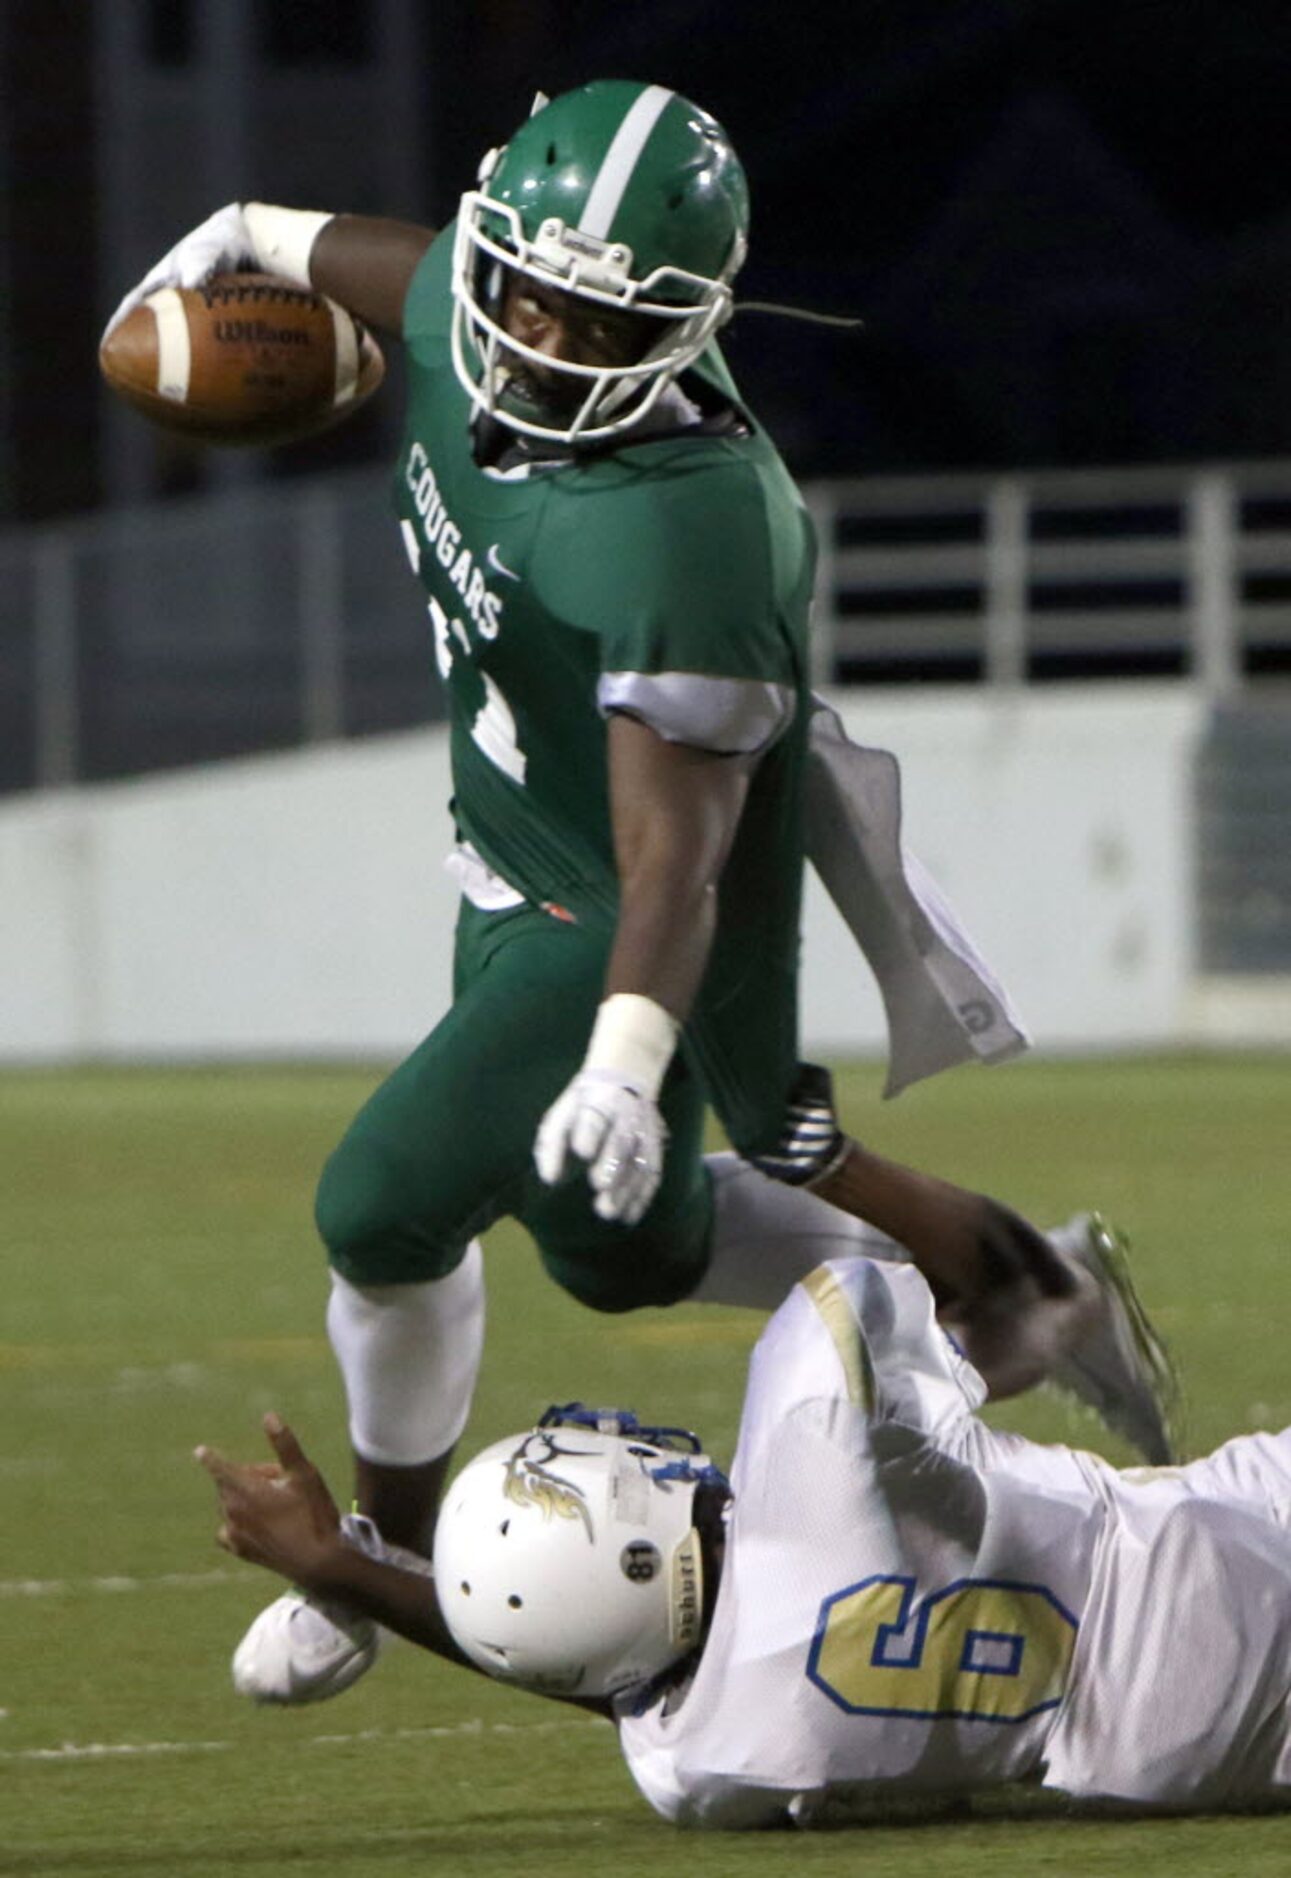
[393,231,815,1153]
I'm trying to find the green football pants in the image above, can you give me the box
[314,897,713,1312]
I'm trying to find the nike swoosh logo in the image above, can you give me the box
[486,542,521,582]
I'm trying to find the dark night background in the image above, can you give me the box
[5,0,1291,519]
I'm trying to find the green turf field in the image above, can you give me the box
[3,1055,1290,1877]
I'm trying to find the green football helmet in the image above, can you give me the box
[451,81,750,445]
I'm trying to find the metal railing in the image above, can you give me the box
[805,460,1291,693]
[0,467,438,796]
[5,457,1291,797]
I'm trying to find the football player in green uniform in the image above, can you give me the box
[106,81,1173,1707]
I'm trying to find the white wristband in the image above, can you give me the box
[583,994,679,1098]
[243,202,335,288]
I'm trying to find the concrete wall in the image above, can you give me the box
[1,683,1214,1065]
[801,683,1207,1054]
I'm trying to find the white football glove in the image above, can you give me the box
[535,1068,668,1225]
[534,993,679,1225]
[101,202,255,343]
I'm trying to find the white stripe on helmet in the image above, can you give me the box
[578,85,675,240]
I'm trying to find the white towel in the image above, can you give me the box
[806,699,1030,1097]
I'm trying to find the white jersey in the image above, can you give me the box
[617,1258,1291,1827]
[1044,1430,1291,1806]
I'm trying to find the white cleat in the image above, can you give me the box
[1047,1212,1179,1465]
[229,1512,427,1705]
[232,1590,381,1705]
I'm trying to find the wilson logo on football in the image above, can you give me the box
[212,319,311,347]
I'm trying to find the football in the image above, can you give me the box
[98,271,385,447]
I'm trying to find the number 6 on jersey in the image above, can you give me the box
[808,1574,1078,1723]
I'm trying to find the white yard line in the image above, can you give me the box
[7,1739,233,1763]
[1,1717,602,1765]
[0,1568,243,1598]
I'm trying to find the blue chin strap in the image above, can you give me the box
[539,1401,730,1491]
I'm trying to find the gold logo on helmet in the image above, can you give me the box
[502,1432,594,1541]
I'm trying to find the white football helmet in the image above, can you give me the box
[432,1404,727,1698]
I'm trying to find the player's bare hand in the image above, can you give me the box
[195,1412,346,1590]
[534,1070,666,1224]
[103,203,255,341]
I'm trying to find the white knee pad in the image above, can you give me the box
[326,1241,485,1466]
[689,1153,906,1310]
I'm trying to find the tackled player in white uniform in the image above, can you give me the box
[201,1230,1291,1826]
[618,1255,1291,1823]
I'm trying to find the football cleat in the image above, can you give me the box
[231,1590,381,1705]
[1046,1213,1180,1465]
[230,1512,426,1704]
